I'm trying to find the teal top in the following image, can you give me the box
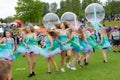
[73,34,79,43]
[4,39,13,49]
[100,36,111,48]
[44,38,51,51]
[59,34,68,43]
[26,35,38,45]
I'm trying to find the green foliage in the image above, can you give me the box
[57,0,82,20]
[82,0,93,10]
[105,0,120,16]
[0,18,4,23]
[15,0,44,22]
[3,16,14,23]
[42,3,50,16]
[14,0,120,22]
[50,2,58,13]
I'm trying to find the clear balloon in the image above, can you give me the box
[61,12,77,27]
[42,13,60,29]
[85,3,105,22]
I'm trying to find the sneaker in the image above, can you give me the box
[28,73,33,77]
[66,63,70,68]
[77,60,80,64]
[103,60,107,63]
[45,72,51,74]
[54,71,59,74]
[85,62,88,66]
[61,68,65,72]
[32,72,35,76]
[70,67,76,70]
[113,50,117,53]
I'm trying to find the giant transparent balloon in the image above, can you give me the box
[61,12,77,27]
[85,3,105,22]
[43,13,60,29]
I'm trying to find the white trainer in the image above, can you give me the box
[66,63,70,68]
[61,68,65,72]
[71,67,76,70]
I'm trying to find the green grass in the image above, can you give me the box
[12,50,120,80]
[104,20,120,27]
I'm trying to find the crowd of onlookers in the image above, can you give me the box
[105,14,120,22]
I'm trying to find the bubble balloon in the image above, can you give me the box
[85,3,105,22]
[43,13,60,29]
[61,12,77,27]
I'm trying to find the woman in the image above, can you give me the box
[0,31,15,61]
[43,29,61,74]
[99,29,111,63]
[19,26,40,77]
[68,28,83,70]
[79,26,93,66]
[55,22,71,72]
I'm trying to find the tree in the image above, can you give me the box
[0,18,4,23]
[71,0,83,19]
[15,0,44,23]
[82,0,93,10]
[50,2,58,13]
[3,16,14,23]
[57,0,82,17]
[56,0,66,17]
[105,0,120,16]
[42,3,50,16]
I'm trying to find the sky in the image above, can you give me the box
[0,0,106,19]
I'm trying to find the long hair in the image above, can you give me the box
[0,60,11,80]
[54,22,70,29]
[99,28,107,36]
[77,28,84,39]
[47,29,60,37]
[24,26,35,34]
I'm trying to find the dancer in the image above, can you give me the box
[79,26,93,66]
[68,28,83,70]
[55,22,71,72]
[18,26,40,77]
[0,31,15,62]
[43,29,61,74]
[99,28,111,63]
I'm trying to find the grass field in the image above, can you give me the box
[12,49,120,80]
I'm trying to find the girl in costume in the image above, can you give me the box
[99,29,111,63]
[0,32,4,52]
[43,29,61,74]
[55,22,71,72]
[86,27,99,50]
[16,27,29,54]
[79,26,93,66]
[22,26,40,77]
[15,27,29,59]
[0,31,15,62]
[68,28,83,70]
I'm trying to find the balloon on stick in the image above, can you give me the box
[42,13,60,29]
[85,3,105,42]
[61,12,79,30]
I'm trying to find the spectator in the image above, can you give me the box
[110,26,120,53]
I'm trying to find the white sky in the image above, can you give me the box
[0,0,107,19]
